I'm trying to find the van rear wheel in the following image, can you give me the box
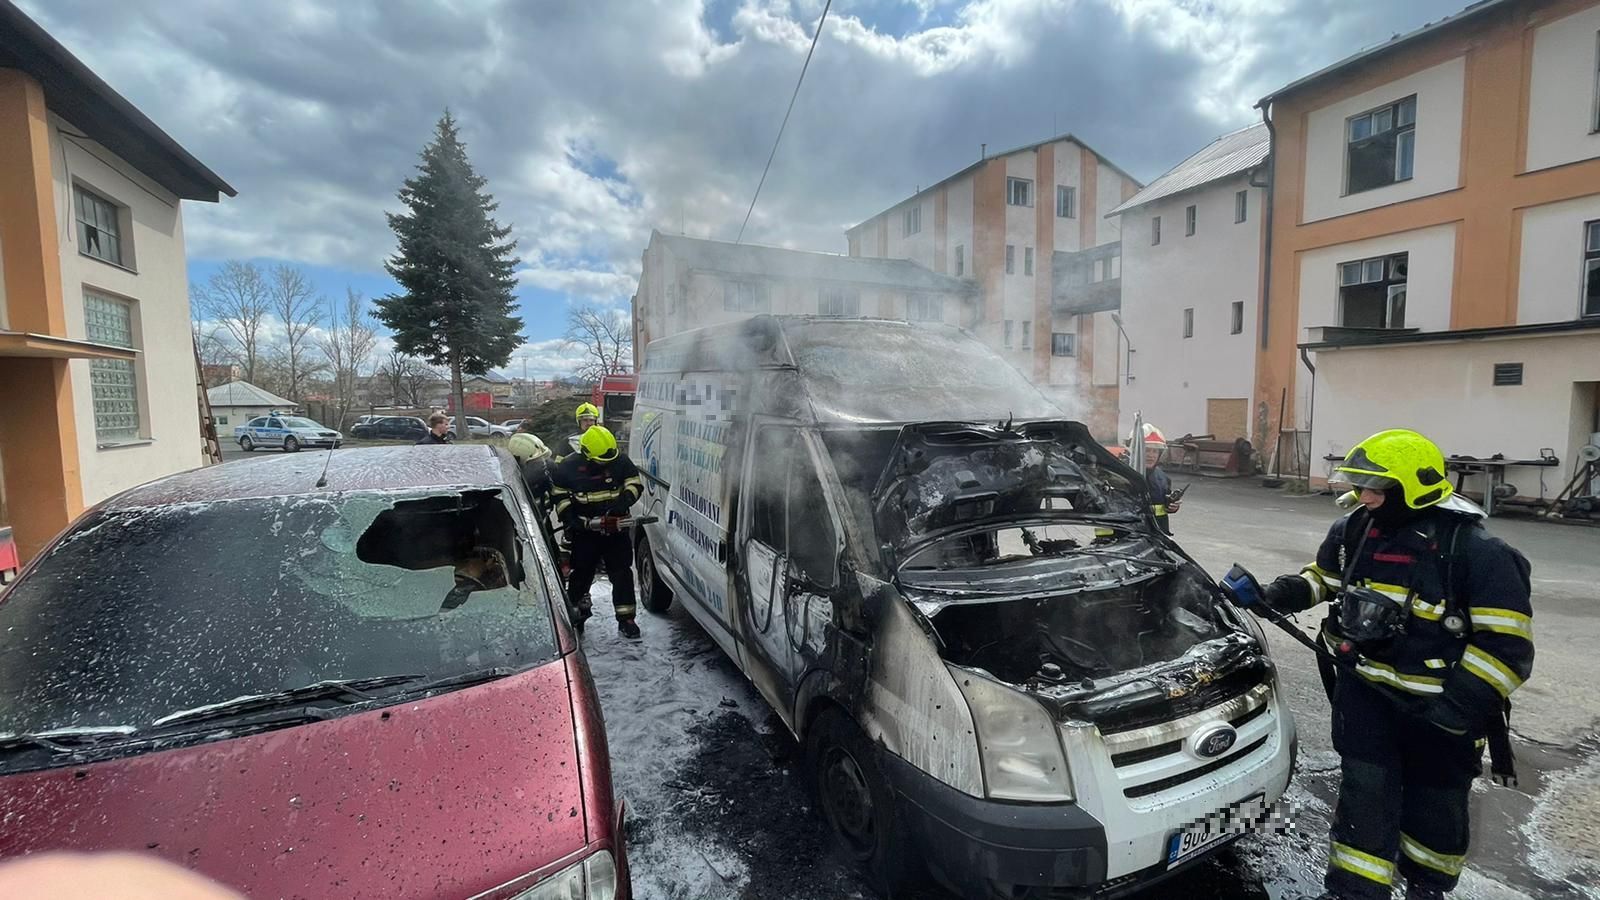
[806,707,922,896]
[636,534,673,613]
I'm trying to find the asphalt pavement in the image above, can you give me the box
[580,476,1599,900]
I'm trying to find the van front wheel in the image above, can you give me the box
[636,534,673,613]
[807,708,922,896]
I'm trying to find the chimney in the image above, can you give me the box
[981,143,987,160]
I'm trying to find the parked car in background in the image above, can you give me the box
[449,416,513,439]
[350,416,428,442]
[501,418,525,432]
[233,415,342,452]
[0,446,630,899]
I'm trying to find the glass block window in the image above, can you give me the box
[75,186,124,266]
[84,290,141,442]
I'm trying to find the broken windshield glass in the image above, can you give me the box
[0,490,557,744]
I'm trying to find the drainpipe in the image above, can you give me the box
[1256,102,1276,354]
[1299,346,1316,487]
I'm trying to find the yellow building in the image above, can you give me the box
[0,1,234,562]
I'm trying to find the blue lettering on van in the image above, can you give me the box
[667,508,726,564]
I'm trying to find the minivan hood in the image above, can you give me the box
[869,420,1150,567]
[0,663,584,899]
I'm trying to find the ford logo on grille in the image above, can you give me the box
[1191,723,1239,759]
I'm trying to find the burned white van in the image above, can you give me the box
[630,316,1295,898]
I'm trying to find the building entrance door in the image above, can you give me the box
[1206,398,1249,442]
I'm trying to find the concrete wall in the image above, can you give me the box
[1302,57,1466,224]
[1525,4,1600,173]
[1118,176,1262,441]
[1518,192,1600,324]
[49,114,203,505]
[1096,161,1125,245]
[1309,330,1600,498]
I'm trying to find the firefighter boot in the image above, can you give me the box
[618,617,641,639]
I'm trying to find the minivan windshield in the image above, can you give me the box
[0,491,557,740]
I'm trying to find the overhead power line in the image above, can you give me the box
[735,0,833,245]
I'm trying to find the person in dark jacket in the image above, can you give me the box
[1141,436,1181,535]
[549,426,644,638]
[416,413,452,445]
[1225,429,1534,900]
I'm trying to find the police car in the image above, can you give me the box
[234,413,343,452]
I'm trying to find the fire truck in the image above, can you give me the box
[591,373,637,442]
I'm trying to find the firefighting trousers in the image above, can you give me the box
[568,529,636,620]
[1325,674,1482,899]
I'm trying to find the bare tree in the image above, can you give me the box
[267,263,325,400]
[564,304,632,384]
[376,348,440,407]
[193,260,269,383]
[320,288,379,429]
[192,320,234,387]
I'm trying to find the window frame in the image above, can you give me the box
[74,184,127,268]
[1005,244,1016,275]
[1185,204,1197,237]
[1050,332,1076,357]
[1235,190,1248,224]
[1003,319,1015,349]
[723,279,771,314]
[1057,185,1077,218]
[1020,320,1032,350]
[1024,246,1034,277]
[1344,95,1418,195]
[818,285,861,318]
[1583,219,1600,318]
[1006,177,1034,208]
[1182,307,1194,339]
[902,204,921,237]
[1336,252,1410,328]
[1231,301,1245,335]
[83,288,143,445]
[907,293,944,323]
[1152,216,1162,246]
[954,244,964,277]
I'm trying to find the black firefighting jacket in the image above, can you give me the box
[1270,506,1534,736]
[549,454,643,526]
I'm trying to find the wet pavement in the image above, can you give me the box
[579,476,1599,900]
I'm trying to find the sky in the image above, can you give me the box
[22,0,1473,379]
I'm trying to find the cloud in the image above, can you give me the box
[24,0,1470,362]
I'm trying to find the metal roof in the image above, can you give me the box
[206,380,296,409]
[1108,124,1269,217]
[106,445,513,509]
[652,232,975,294]
[1256,0,1515,108]
[846,132,1145,236]
[0,0,235,201]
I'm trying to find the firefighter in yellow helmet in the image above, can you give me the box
[563,403,601,459]
[1222,430,1534,900]
[549,426,645,638]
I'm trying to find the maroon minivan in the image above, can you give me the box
[0,446,628,899]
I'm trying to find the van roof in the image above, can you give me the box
[640,316,1061,426]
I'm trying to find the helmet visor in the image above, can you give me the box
[1334,469,1398,492]
[588,446,618,462]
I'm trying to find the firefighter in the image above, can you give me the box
[1137,425,1181,535]
[507,431,555,508]
[550,426,645,639]
[1223,429,1534,900]
[563,402,601,458]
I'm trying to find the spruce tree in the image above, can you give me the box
[375,112,523,425]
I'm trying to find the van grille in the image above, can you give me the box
[1122,736,1270,799]
[1095,683,1276,801]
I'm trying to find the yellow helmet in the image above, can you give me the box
[507,432,550,461]
[579,425,619,463]
[575,402,600,424]
[1335,429,1453,509]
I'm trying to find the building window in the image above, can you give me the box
[1235,190,1248,224]
[1007,177,1033,207]
[1003,319,1015,349]
[955,244,964,276]
[1024,247,1034,277]
[1338,252,1409,328]
[84,290,140,443]
[1057,185,1077,218]
[1051,332,1076,357]
[216,415,229,426]
[723,280,770,313]
[907,294,944,322]
[818,285,861,317]
[1346,95,1417,194]
[1584,220,1600,317]
[75,185,124,267]
[1231,301,1245,335]
[1182,307,1194,339]
[902,204,921,237]
[1152,216,1162,246]
[1021,321,1032,349]
[1005,244,1016,274]
[1185,204,1197,236]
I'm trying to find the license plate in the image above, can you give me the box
[1165,794,1291,868]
